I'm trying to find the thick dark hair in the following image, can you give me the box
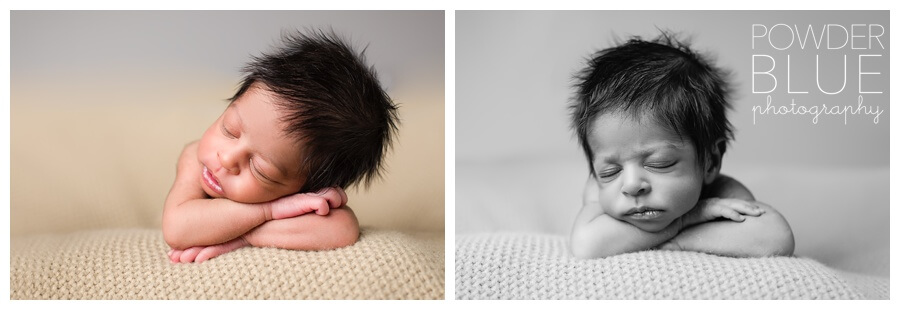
[570,32,733,176]
[231,29,399,193]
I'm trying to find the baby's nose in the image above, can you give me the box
[622,185,649,196]
[621,172,650,196]
[218,150,242,174]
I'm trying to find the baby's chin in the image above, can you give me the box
[200,184,226,200]
[200,181,258,203]
[623,216,677,233]
[206,188,280,204]
[198,178,288,203]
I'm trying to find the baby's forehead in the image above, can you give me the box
[590,112,680,134]
[587,113,690,150]
[222,89,309,182]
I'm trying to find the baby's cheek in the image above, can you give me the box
[221,179,251,203]
[595,188,613,208]
[661,181,703,217]
[232,181,284,204]
[597,190,626,218]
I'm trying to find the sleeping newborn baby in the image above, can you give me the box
[568,34,794,258]
[162,29,399,263]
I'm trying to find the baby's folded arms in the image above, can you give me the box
[269,187,348,219]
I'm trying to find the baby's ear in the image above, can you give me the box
[703,139,727,184]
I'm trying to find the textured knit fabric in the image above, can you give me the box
[832,269,891,300]
[456,233,885,299]
[11,228,443,299]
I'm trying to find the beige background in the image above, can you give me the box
[11,11,445,235]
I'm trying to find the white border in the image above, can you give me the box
[4,0,899,308]
[445,8,457,302]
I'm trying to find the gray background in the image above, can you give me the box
[12,11,444,98]
[456,11,889,277]
[457,10,889,165]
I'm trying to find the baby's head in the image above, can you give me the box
[570,33,733,231]
[197,29,399,203]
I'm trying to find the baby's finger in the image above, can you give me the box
[312,187,344,209]
[657,241,681,251]
[718,207,746,222]
[729,200,765,216]
[315,199,331,215]
[179,247,203,263]
[195,247,217,263]
[197,238,250,263]
[335,187,348,207]
[169,250,182,263]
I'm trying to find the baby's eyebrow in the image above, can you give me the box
[230,104,245,130]
[599,153,620,164]
[599,142,683,163]
[638,143,682,155]
[256,152,290,180]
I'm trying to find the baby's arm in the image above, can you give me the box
[660,175,795,257]
[168,206,358,263]
[162,142,341,250]
[569,196,682,259]
[570,176,764,259]
[243,206,359,250]
[162,142,268,250]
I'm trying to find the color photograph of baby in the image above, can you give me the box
[11,10,445,299]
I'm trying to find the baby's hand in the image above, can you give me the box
[268,187,348,220]
[168,237,249,263]
[681,198,765,227]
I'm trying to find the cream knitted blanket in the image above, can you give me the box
[456,233,887,299]
[11,228,444,299]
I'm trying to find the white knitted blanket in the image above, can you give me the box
[11,228,444,299]
[456,233,887,299]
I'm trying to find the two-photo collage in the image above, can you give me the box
[8,9,892,301]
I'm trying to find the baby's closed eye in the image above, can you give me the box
[645,161,676,169]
